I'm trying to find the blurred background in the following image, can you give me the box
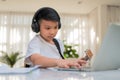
[0,0,120,67]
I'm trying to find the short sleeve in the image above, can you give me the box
[25,36,41,65]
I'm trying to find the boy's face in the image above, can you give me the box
[39,19,59,42]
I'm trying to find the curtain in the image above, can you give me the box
[107,5,120,24]
[88,8,99,54]
[0,12,35,67]
[58,14,90,57]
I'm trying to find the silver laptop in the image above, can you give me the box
[53,24,120,71]
[91,23,120,71]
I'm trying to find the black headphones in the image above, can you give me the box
[31,7,61,33]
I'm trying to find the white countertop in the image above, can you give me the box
[0,68,120,80]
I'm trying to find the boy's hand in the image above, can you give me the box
[56,58,86,69]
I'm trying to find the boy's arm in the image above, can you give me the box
[30,53,86,68]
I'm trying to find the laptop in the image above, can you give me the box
[91,23,120,71]
[51,23,120,71]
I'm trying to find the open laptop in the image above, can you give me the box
[90,23,120,71]
[52,23,120,71]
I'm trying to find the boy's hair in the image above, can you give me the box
[31,7,61,33]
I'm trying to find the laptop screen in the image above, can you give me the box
[91,24,120,71]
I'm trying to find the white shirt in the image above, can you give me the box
[25,35,64,66]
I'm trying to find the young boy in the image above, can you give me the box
[25,7,86,68]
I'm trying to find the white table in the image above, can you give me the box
[0,68,120,80]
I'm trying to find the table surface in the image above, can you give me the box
[0,68,120,80]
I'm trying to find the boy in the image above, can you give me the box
[25,7,86,68]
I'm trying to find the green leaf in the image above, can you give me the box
[0,51,24,67]
[63,43,79,58]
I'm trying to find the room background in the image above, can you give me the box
[0,0,120,67]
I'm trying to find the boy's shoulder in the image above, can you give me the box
[29,35,40,43]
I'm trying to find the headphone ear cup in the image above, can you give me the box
[31,22,40,33]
